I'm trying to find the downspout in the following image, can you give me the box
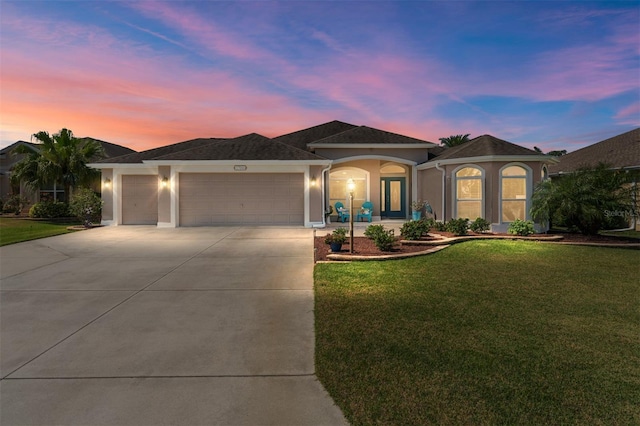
[313,164,332,228]
[435,162,446,221]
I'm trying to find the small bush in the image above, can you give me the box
[508,219,535,236]
[2,194,28,214]
[400,219,429,240]
[364,224,396,251]
[29,201,71,218]
[446,218,469,236]
[470,217,491,233]
[364,224,386,240]
[69,187,103,227]
[432,221,447,232]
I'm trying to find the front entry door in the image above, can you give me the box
[381,177,406,218]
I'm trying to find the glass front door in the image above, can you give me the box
[381,177,406,218]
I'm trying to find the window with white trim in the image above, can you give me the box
[455,167,483,219]
[329,168,367,211]
[501,165,528,222]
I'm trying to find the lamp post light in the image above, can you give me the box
[347,178,355,254]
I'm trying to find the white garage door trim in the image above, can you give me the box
[179,173,304,226]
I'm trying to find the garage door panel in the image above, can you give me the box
[122,175,158,225]
[180,173,304,226]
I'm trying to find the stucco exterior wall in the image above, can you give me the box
[309,165,324,223]
[418,160,546,224]
[158,166,171,225]
[101,169,114,222]
[315,147,429,164]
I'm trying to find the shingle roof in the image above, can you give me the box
[77,137,136,159]
[308,125,434,146]
[429,134,542,161]
[97,138,221,164]
[150,133,326,161]
[2,139,135,161]
[273,120,358,151]
[548,128,640,174]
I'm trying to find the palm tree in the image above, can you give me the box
[439,134,470,148]
[11,128,104,202]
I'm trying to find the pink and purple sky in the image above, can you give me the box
[1,1,638,153]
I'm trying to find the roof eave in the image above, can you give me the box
[417,154,557,170]
[310,143,436,149]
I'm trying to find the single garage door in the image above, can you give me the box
[179,173,304,226]
[121,175,158,225]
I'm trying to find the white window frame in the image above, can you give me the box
[499,163,532,223]
[452,164,485,220]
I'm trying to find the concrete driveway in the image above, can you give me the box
[0,226,346,425]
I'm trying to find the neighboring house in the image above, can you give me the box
[0,138,136,205]
[90,121,557,231]
[548,127,640,230]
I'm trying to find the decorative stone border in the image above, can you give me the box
[401,233,565,246]
[325,245,449,262]
[321,232,638,262]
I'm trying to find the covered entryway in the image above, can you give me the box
[179,173,304,226]
[121,175,158,225]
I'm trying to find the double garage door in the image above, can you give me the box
[179,173,304,226]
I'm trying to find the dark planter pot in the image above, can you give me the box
[412,211,422,221]
[329,242,343,252]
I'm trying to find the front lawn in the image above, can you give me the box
[315,240,639,425]
[0,217,79,246]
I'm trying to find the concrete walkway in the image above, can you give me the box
[0,226,347,425]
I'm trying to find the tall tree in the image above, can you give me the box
[439,134,470,148]
[11,128,104,202]
[534,146,567,156]
[530,163,636,235]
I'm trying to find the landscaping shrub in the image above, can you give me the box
[69,187,103,227]
[400,219,429,240]
[364,224,386,240]
[531,163,636,235]
[2,194,28,215]
[432,221,446,232]
[29,201,71,218]
[445,218,469,236]
[470,217,491,233]
[325,227,348,244]
[508,219,535,236]
[364,224,396,251]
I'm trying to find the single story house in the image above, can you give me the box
[548,127,640,231]
[90,121,557,231]
[0,138,135,205]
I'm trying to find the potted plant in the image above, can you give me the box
[411,200,426,221]
[325,227,347,252]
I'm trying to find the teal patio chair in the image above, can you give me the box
[335,201,350,223]
[356,201,373,222]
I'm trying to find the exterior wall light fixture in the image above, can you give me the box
[310,176,317,186]
[104,178,111,188]
[161,176,169,188]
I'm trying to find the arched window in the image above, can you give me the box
[455,166,483,219]
[501,165,529,222]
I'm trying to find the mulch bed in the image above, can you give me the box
[314,231,639,262]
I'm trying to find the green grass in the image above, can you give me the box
[0,217,79,246]
[315,240,640,425]
[600,229,640,239]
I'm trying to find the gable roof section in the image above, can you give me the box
[152,133,326,161]
[433,134,542,160]
[548,128,640,175]
[308,125,435,148]
[273,120,358,151]
[77,137,136,159]
[96,138,221,164]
